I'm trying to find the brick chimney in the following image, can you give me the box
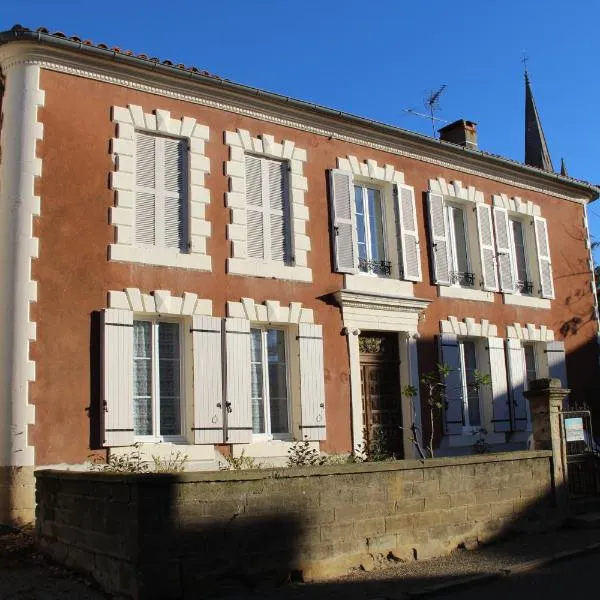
[438,120,478,150]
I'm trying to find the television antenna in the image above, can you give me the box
[403,84,448,137]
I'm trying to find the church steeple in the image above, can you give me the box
[524,70,554,172]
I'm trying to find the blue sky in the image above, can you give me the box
[4,1,600,256]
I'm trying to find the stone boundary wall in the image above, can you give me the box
[36,451,555,599]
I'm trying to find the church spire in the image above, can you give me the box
[524,70,554,172]
[560,157,568,177]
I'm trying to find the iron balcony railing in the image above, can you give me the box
[515,280,534,294]
[450,271,475,286]
[358,257,392,276]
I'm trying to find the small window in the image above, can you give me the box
[354,184,390,275]
[245,155,290,264]
[509,219,533,294]
[250,327,290,437]
[135,132,188,252]
[459,340,480,427]
[447,205,473,287]
[133,319,183,438]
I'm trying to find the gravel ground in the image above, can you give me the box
[1,525,599,599]
[0,527,107,600]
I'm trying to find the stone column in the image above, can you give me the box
[524,378,570,515]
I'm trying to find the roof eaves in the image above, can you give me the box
[1,25,598,202]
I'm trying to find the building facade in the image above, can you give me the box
[1,26,599,524]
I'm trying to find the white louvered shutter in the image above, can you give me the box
[192,315,224,444]
[162,137,187,251]
[546,340,567,387]
[245,155,290,263]
[329,169,358,273]
[267,158,289,263]
[135,132,156,246]
[102,309,134,447]
[427,192,451,285]
[224,318,253,443]
[488,337,511,432]
[396,184,422,281]
[476,203,499,291]
[135,133,186,251]
[493,207,515,293]
[534,216,554,299]
[440,334,463,434]
[506,339,528,432]
[298,323,327,440]
[245,154,265,260]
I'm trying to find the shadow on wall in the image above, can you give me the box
[36,452,564,600]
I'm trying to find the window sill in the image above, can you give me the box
[502,293,551,309]
[110,244,212,271]
[344,274,414,297]
[438,285,494,302]
[227,258,312,282]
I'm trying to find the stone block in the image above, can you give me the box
[321,522,354,542]
[399,469,424,481]
[475,488,500,503]
[366,533,398,553]
[395,497,425,514]
[409,479,440,498]
[384,513,414,534]
[490,500,515,519]
[449,491,477,506]
[467,504,491,521]
[334,503,367,523]
[354,517,385,539]
[425,494,451,510]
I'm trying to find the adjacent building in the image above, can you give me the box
[1,26,598,524]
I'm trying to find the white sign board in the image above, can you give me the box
[564,417,585,442]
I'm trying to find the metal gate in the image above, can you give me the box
[561,410,600,498]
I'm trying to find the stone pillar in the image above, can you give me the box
[524,378,570,515]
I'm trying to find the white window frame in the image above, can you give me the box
[110,105,211,271]
[446,202,473,288]
[521,342,539,429]
[225,129,311,283]
[133,317,186,443]
[508,217,534,296]
[458,338,482,431]
[250,325,292,441]
[353,182,390,276]
[492,194,552,308]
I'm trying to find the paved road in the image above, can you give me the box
[435,551,600,599]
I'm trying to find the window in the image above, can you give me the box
[250,327,290,437]
[245,154,290,263]
[509,219,533,294]
[523,344,537,386]
[354,184,390,275]
[459,340,481,427]
[135,132,187,252]
[133,319,182,438]
[447,205,474,286]
[330,167,421,281]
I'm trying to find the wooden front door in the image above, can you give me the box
[359,332,403,459]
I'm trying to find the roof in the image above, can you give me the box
[1,24,598,201]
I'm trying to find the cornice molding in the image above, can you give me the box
[0,44,593,205]
[335,290,430,314]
